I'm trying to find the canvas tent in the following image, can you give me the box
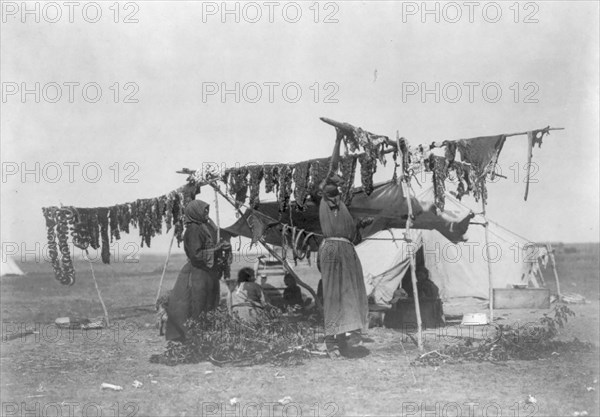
[356,188,548,307]
[1,257,25,277]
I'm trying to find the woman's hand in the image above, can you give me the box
[358,216,375,229]
[216,241,232,251]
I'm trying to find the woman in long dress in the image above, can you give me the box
[165,200,230,341]
[318,134,373,355]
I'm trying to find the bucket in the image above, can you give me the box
[461,313,489,325]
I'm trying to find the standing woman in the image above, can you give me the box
[318,133,373,356]
[165,199,231,341]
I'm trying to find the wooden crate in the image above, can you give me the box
[493,288,550,309]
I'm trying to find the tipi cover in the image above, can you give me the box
[1,258,25,277]
[356,189,547,305]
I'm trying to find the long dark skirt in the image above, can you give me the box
[165,262,220,341]
[318,240,368,336]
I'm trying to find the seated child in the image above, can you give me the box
[283,273,303,309]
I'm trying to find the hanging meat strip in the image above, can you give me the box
[339,155,357,205]
[229,167,249,206]
[444,141,457,163]
[426,154,448,211]
[118,204,131,234]
[43,207,64,284]
[87,209,100,250]
[450,161,472,201]
[263,164,278,194]
[292,161,311,209]
[344,127,361,152]
[139,199,156,248]
[129,201,139,229]
[157,196,166,232]
[358,153,377,196]
[457,135,507,179]
[165,194,174,232]
[524,127,550,201]
[152,197,163,236]
[97,207,111,264]
[307,157,330,198]
[109,206,120,242]
[277,164,293,212]
[248,165,264,209]
[56,208,75,285]
[171,193,185,246]
[397,138,411,178]
[71,208,90,251]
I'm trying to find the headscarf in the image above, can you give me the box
[320,174,342,209]
[184,200,210,225]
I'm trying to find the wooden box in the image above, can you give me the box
[493,288,551,309]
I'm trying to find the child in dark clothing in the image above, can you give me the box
[283,273,303,308]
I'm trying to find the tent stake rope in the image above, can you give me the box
[155,229,176,306]
[84,249,110,327]
[208,183,323,313]
[398,131,424,352]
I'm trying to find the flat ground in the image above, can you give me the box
[1,244,599,416]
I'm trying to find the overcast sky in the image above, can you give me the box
[1,1,599,261]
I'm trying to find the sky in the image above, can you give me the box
[1,1,599,262]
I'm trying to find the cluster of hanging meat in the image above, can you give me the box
[41,184,199,285]
[424,135,507,211]
[220,126,390,212]
[223,160,327,212]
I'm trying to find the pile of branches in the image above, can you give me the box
[151,307,323,367]
[413,305,593,366]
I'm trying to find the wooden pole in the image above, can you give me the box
[84,250,110,327]
[548,243,562,298]
[212,185,232,312]
[320,117,397,149]
[155,229,176,306]
[480,183,494,323]
[214,187,221,242]
[260,242,323,313]
[421,127,565,149]
[319,117,564,151]
[397,132,423,351]
[209,183,323,312]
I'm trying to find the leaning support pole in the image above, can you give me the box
[548,243,562,298]
[403,186,424,351]
[155,229,176,306]
[213,187,232,312]
[208,182,323,312]
[397,133,423,351]
[85,250,110,327]
[214,187,221,242]
[260,242,323,313]
[480,183,494,323]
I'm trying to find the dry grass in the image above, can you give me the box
[1,245,598,416]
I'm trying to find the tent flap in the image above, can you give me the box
[224,182,472,245]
